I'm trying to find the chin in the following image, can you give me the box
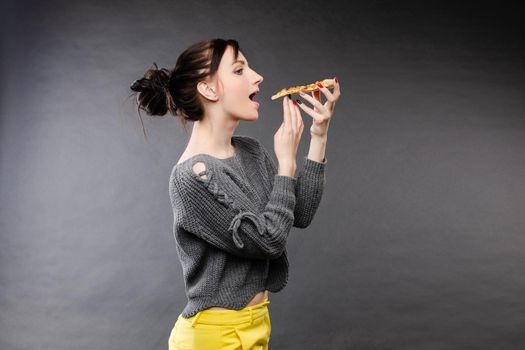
[240,110,259,121]
[241,115,258,121]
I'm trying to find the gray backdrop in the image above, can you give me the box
[1,0,524,349]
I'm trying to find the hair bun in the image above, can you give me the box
[130,79,142,91]
[130,62,173,117]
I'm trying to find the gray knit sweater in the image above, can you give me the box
[169,134,326,318]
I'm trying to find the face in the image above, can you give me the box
[211,46,264,120]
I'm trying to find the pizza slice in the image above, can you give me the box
[271,78,336,100]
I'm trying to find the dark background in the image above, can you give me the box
[1,1,524,349]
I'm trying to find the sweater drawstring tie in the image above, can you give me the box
[228,211,266,248]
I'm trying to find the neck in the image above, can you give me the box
[188,115,239,157]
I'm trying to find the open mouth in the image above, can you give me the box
[249,92,260,107]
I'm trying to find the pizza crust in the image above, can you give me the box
[271,78,336,100]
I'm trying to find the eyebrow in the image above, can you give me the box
[232,59,246,66]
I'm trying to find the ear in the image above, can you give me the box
[197,80,219,102]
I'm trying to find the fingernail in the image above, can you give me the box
[288,94,292,100]
[295,99,302,104]
[334,76,338,83]
[317,82,323,88]
[293,100,296,106]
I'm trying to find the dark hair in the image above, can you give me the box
[129,38,244,139]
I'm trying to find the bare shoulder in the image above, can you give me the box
[176,145,206,165]
[176,152,193,165]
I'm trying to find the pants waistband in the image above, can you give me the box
[179,297,270,327]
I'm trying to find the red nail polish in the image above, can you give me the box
[317,82,323,88]
[293,100,297,106]
[334,76,338,83]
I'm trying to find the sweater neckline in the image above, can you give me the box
[174,135,241,170]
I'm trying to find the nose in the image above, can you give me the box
[254,71,263,85]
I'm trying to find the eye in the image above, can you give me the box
[235,68,243,74]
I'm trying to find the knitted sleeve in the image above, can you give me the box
[260,143,326,229]
[171,162,297,260]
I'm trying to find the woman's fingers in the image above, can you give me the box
[296,100,304,128]
[295,100,304,135]
[320,78,341,111]
[282,95,291,130]
[318,84,335,101]
[333,77,341,100]
[296,98,324,123]
[288,95,297,131]
[299,91,327,114]
[292,97,303,133]
[312,91,322,113]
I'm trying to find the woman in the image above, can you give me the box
[130,38,340,349]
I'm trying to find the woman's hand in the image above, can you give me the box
[296,77,341,138]
[274,96,304,177]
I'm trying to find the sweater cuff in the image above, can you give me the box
[272,175,297,204]
[273,175,297,192]
[302,156,327,177]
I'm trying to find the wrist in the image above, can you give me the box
[310,133,328,141]
[278,162,296,177]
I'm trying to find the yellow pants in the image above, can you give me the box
[168,297,271,350]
